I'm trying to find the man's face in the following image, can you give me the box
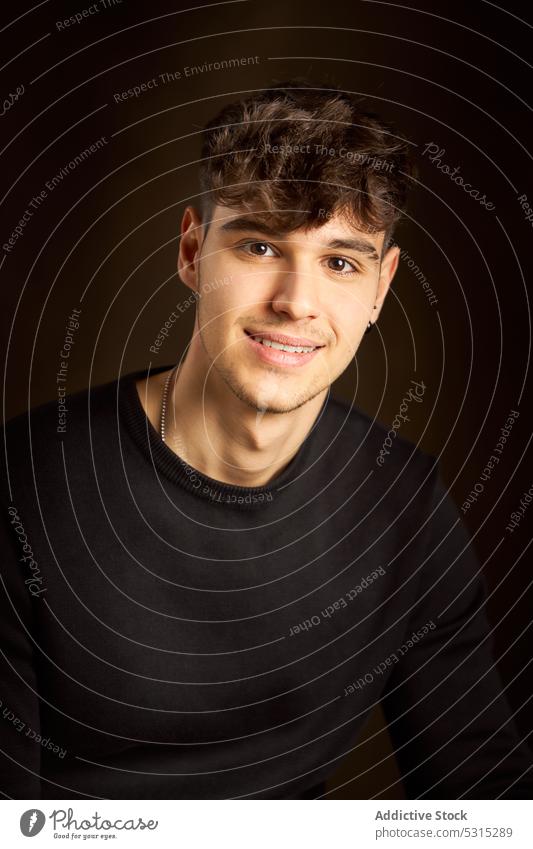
[178,203,399,414]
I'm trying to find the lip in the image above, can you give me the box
[244,329,324,368]
[245,330,325,348]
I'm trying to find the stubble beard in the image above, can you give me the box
[196,272,329,415]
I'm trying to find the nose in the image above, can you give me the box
[270,265,322,322]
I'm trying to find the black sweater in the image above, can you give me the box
[1,364,532,799]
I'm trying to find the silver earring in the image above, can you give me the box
[365,306,378,334]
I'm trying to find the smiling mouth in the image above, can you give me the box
[244,330,325,354]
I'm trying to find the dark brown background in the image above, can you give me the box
[1,0,532,797]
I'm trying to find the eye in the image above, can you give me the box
[238,241,278,257]
[325,256,360,275]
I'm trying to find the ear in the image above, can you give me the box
[373,244,400,320]
[177,205,205,293]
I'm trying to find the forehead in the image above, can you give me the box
[210,204,385,259]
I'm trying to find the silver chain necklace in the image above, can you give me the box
[159,363,181,444]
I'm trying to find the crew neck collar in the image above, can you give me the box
[118,364,329,511]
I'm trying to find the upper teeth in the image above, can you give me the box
[257,337,316,353]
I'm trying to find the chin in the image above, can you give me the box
[241,378,323,415]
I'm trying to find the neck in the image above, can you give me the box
[161,339,327,489]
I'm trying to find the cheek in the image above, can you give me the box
[327,306,368,359]
[202,275,259,324]
[197,288,240,349]
[333,286,374,325]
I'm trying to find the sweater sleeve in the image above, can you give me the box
[0,500,42,798]
[380,468,533,799]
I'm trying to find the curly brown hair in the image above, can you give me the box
[198,79,416,246]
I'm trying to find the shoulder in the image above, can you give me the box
[0,373,128,497]
[326,390,436,477]
[2,374,117,440]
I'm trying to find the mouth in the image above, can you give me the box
[243,329,325,367]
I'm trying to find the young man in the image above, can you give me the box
[1,82,532,800]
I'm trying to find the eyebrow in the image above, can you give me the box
[218,216,381,263]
